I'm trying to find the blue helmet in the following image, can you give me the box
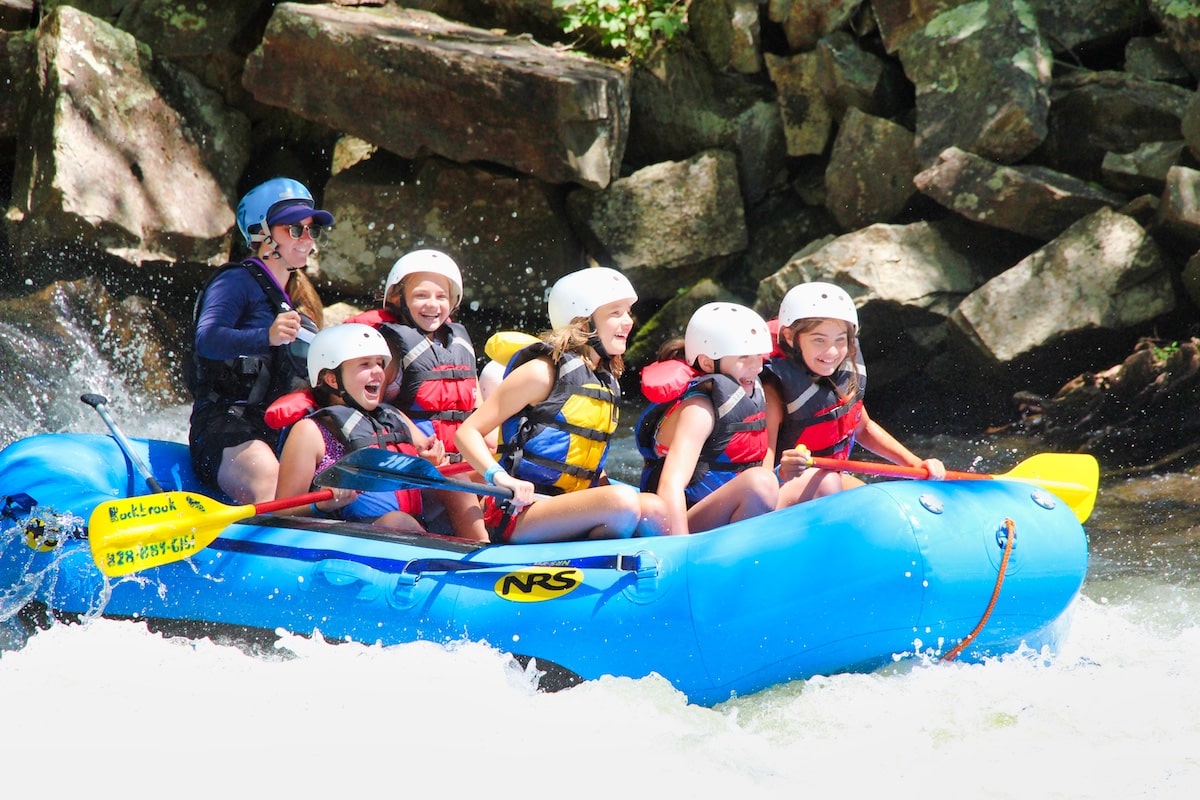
[235,178,334,246]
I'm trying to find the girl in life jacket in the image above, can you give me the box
[636,303,780,536]
[348,249,480,449]
[345,248,489,541]
[274,323,444,531]
[765,282,946,509]
[454,266,670,544]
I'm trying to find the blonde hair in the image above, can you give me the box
[780,317,859,399]
[543,318,625,379]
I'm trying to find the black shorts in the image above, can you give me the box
[188,404,277,489]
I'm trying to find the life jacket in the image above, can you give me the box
[635,361,767,503]
[264,388,319,433]
[345,309,477,453]
[308,404,422,516]
[187,259,316,409]
[498,342,619,495]
[767,349,866,460]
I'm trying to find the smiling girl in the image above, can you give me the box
[455,266,669,543]
[345,249,488,540]
[635,303,780,535]
[765,282,945,508]
[274,323,439,530]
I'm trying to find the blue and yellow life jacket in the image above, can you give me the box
[498,343,619,495]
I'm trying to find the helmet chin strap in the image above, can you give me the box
[332,369,369,414]
[261,234,313,271]
[586,318,610,361]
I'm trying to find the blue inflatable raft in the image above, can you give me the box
[0,433,1088,706]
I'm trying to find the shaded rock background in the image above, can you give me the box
[1,0,1200,471]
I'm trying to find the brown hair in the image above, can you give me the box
[311,374,339,406]
[780,317,859,400]
[655,336,686,363]
[287,269,324,329]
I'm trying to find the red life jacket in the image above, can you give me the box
[636,360,767,501]
[346,308,477,453]
[766,352,865,460]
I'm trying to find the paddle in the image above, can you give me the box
[80,393,165,493]
[802,452,1098,523]
[89,489,333,577]
[316,448,547,502]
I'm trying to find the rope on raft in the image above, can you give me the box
[941,517,1016,663]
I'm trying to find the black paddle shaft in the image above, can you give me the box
[79,393,166,493]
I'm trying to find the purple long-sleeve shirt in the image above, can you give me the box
[194,260,290,362]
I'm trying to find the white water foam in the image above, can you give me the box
[1,592,1196,799]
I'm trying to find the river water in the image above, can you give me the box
[0,355,1198,797]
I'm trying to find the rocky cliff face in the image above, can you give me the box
[1,0,1199,464]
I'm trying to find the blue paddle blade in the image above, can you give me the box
[2,492,37,519]
[316,449,514,501]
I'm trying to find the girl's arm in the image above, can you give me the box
[476,385,500,453]
[763,377,815,483]
[455,357,556,506]
[762,377,784,470]
[655,396,716,536]
[275,419,357,514]
[854,407,946,478]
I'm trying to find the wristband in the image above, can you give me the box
[484,464,507,486]
[310,502,323,517]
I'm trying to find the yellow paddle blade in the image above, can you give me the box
[89,491,250,578]
[1002,452,1099,523]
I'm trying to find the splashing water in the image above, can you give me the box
[1,297,1199,799]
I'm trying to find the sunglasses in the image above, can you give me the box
[283,223,329,241]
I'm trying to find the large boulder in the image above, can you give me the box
[949,207,1175,368]
[756,219,986,386]
[566,150,748,303]
[242,3,630,190]
[5,6,249,268]
[319,153,585,329]
[914,146,1127,241]
[897,0,1053,166]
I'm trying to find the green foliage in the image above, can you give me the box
[553,0,689,61]
[1151,340,1181,362]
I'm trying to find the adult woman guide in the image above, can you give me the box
[187,177,332,504]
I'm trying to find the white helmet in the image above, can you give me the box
[778,282,859,329]
[384,249,464,311]
[547,266,638,329]
[307,323,392,387]
[684,303,773,364]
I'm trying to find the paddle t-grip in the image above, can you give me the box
[80,393,165,493]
